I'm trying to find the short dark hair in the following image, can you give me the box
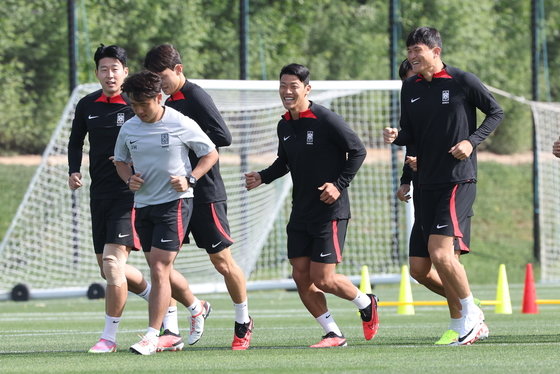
[144,44,182,72]
[406,27,442,49]
[279,63,310,85]
[122,71,162,101]
[93,44,127,69]
[398,59,413,81]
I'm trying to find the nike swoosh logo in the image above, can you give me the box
[211,241,222,248]
[112,320,120,324]
[458,326,475,343]
[320,252,330,257]
[118,233,130,238]
[130,140,138,144]
[283,136,291,141]
[410,97,421,103]
[161,238,173,243]
[88,115,99,119]
[436,224,448,229]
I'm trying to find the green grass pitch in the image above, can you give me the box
[1,284,559,374]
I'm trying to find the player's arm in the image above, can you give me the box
[464,72,504,148]
[192,90,232,147]
[67,99,88,190]
[329,114,367,192]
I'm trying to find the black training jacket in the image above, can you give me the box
[259,102,366,222]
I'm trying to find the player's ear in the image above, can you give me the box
[432,46,442,59]
[123,66,129,77]
[174,64,183,75]
[304,84,311,96]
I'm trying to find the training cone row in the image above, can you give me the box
[522,263,538,314]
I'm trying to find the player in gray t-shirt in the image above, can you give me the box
[114,71,218,355]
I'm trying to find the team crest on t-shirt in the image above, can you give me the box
[161,133,169,148]
[442,90,450,104]
[117,113,125,126]
[306,131,314,145]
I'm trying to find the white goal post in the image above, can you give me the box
[0,79,444,300]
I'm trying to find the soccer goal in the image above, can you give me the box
[0,79,410,300]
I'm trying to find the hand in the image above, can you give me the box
[318,182,340,205]
[68,172,82,190]
[170,175,189,192]
[553,138,560,158]
[405,156,417,172]
[449,140,473,160]
[244,172,262,190]
[383,127,399,144]
[128,173,143,191]
[396,184,411,202]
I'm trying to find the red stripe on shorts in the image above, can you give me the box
[332,220,342,263]
[177,199,185,244]
[131,207,141,251]
[449,185,464,239]
[210,203,234,243]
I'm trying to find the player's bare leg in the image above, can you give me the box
[209,248,246,303]
[209,248,252,349]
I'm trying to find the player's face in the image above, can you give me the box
[279,74,311,114]
[129,93,164,123]
[157,66,183,95]
[407,43,441,76]
[96,58,128,97]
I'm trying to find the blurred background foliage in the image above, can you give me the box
[0,0,557,154]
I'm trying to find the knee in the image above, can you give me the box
[291,268,309,286]
[409,266,429,283]
[210,255,233,276]
[102,254,126,286]
[310,275,333,293]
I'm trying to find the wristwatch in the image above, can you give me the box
[187,175,197,188]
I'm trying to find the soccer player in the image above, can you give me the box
[244,63,379,348]
[396,58,487,345]
[68,44,160,353]
[384,27,504,345]
[144,44,253,350]
[553,137,560,158]
[114,70,218,355]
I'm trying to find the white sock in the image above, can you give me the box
[352,290,371,310]
[459,294,476,318]
[449,317,462,333]
[145,327,159,339]
[234,300,250,324]
[162,306,179,334]
[137,282,151,302]
[100,314,120,343]
[316,311,342,336]
[187,297,202,316]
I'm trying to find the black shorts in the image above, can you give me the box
[134,198,193,252]
[286,219,348,264]
[409,218,471,257]
[185,201,234,254]
[419,182,475,255]
[90,196,140,254]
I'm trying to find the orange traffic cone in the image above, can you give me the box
[522,263,538,314]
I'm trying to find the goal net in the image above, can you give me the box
[530,101,560,282]
[0,79,408,299]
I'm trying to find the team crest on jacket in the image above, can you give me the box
[442,90,450,104]
[117,113,125,126]
[306,131,314,145]
[161,133,169,148]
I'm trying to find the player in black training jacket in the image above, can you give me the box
[245,63,379,348]
[68,44,154,353]
[384,27,503,346]
[144,44,252,350]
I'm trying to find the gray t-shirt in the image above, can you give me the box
[114,106,215,207]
